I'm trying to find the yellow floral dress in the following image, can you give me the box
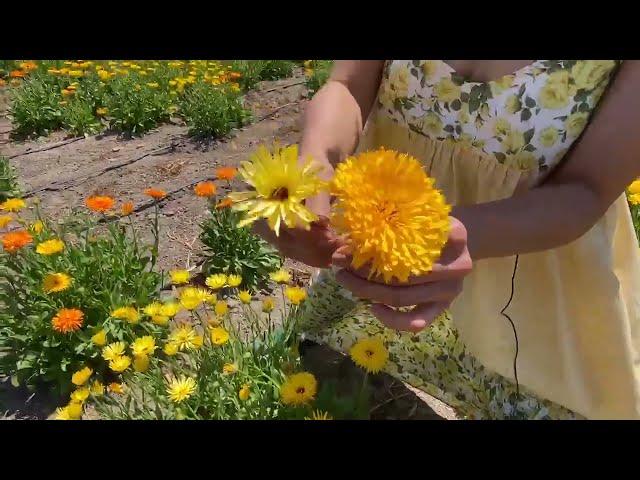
[300,60,640,420]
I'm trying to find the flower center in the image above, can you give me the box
[296,387,306,394]
[366,349,374,357]
[271,187,289,201]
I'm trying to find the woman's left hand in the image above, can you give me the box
[331,217,473,333]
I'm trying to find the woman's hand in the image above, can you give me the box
[331,217,472,332]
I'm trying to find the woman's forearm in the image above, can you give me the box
[454,182,605,260]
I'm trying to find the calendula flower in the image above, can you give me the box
[216,198,234,209]
[216,166,238,181]
[108,383,125,394]
[160,302,181,318]
[54,407,72,420]
[262,297,275,313]
[91,329,107,346]
[179,287,212,310]
[205,273,227,290]
[86,195,115,213]
[109,355,131,373]
[96,107,108,116]
[238,290,252,304]
[192,335,204,349]
[131,336,156,357]
[285,286,307,305]
[170,269,190,285]
[52,308,84,333]
[71,366,93,386]
[305,410,333,420]
[30,220,44,234]
[111,306,140,324]
[214,301,228,317]
[169,325,200,351]
[36,239,65,255]
[210,326,230,345]
[121,201,134,216]
[70,387,90,403]
[151,314,170,326]
[226,274,242,287]
[57,401,83,420]
[143,301,162,317]
[2,230,33,253]
[194,182,217,197]
[627,179,640,205]
[229,143,327,236]
[0,198,26,212]
[145,188,167,200]
[270,269,291,284]
[349,337,389,374]
[222,363,238,375]
[239,384,250,401]
[102,342,126,361]
[331,148,451,283]
[42,272,72,293]
[166,376,197,403]
[0,215,13,229]
[146,82,159,88]
[91,380,105,396]
[280,372,318,406]
[163,342,179,356]
[133,354,150,372]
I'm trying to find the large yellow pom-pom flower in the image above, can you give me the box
[279,372,318,406]
[229,143,327,236]
[331,148,451,283]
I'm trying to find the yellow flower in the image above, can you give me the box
[228,143,327,236]
[42,272,72,293]
[0,198,26,213]
[160,302,181,318]
[111,306,140,324]
[0,215,13,229]
[192,335,204,349]
[131,336,156,357]
[539,70,570,110]
[421,113,443,137]
[163,342,179,356]
[169,325,199,351]
[238,290,252,304]
[285,286,307,305]
[210,326,230,345]
[143,301,162,317]
[434,78,461,103]
[565,111,589,138]
[305,410,333,420]
[571,60,616,91]
[133,354,150,372]
[55,407,73,420]
[388,65,410,98]
[222,363,238,375]
[69,70,83,78]
[238,384,250,401]
[146,82,159,88]
[269,269,291,284]
[421,60,438,79]
[504,95,521,114]
[152,315,170,326]
[331,148,451,283]
[349,337,389,373]
[215,301,228,317]
[109,355,131,373]
[170,269,190,285]
[179,287,212,310]
[96,107,108,116]
[90,380,104,396]
[226,274,242,287]
[166,376,197,403]
[70,387,90,403]
[36,239,65,255]
[205,273,227,290]
[493,118,511,137]
[280,372,318,406]
[262,297,275,313]
[71,367,92,386]
[66,401,83,419]
[489,74,514,96]
[91,329,107,346]
[30,220,44,234]
[108,383,125,394]
[539,126,559,148]
[102,342,126,361]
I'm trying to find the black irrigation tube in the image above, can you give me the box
[7,137,84,159]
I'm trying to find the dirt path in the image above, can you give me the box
[0,74,458,420]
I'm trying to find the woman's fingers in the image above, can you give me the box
[370,302,450,333]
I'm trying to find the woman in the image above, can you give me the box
[255,60,640,419]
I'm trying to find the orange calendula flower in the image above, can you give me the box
[215,198,234,209]
[9,70,25,78]
[145,188,167,200]
[2,230,33,253]
[216,167,237,181]
[52,308,84,333]
[194,182,217,197]
[86,195,115,213]
[121,202,134,216]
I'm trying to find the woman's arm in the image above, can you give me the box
[456,61,640,260]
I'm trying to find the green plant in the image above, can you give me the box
[179,84,251,138]
[231,60,297,90]
[61,99,102,137]
[0,156,20,202]
[9,76,64,138]
[199,206,282,292]
[305,60,333,96]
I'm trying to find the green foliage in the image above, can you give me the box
[9,76,64,138]
[0,156,20,202]
[231,60,297,90]
[305,60,333,96]
[199,206,282,292]
[179,84,251,138]
[61,99,102,137]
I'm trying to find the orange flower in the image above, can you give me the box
[215,198,234,209]
[9,70,25,78]
[216,167,237,181]
[145,188,167,200]
[52,308,84,333]
[1,230,33,253]
[229,72,242,80]
[0,79,6,87]
[194,182,216,197]
[86,195,115,213]
[121,202,134,216]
